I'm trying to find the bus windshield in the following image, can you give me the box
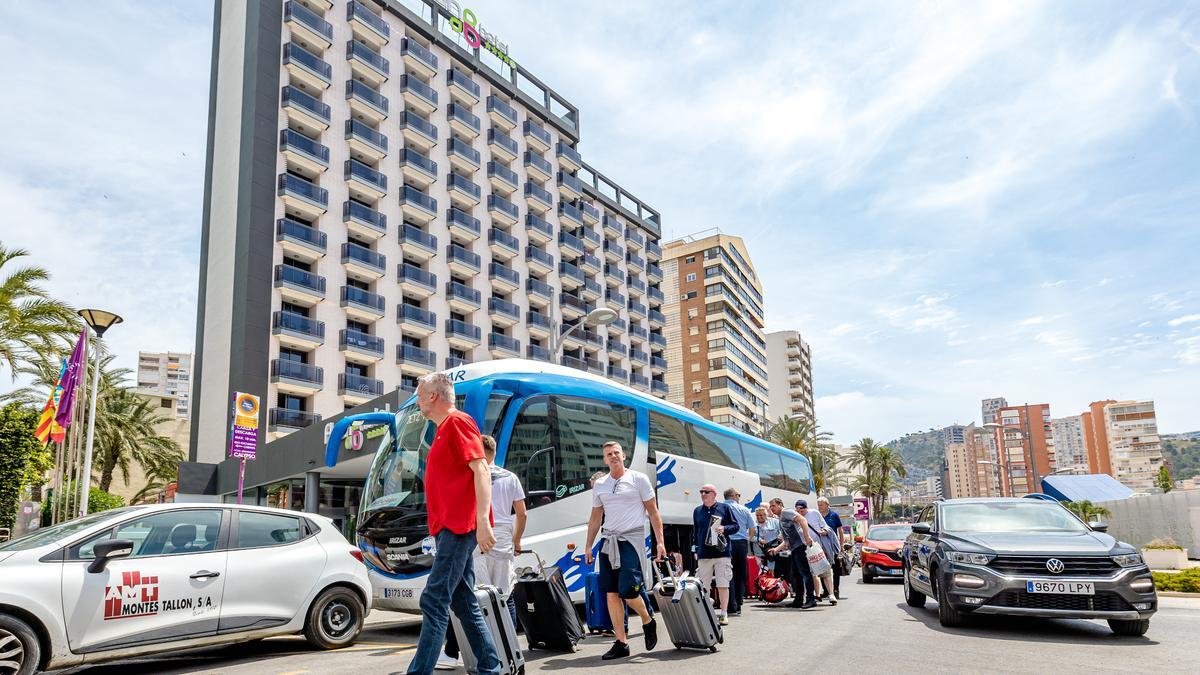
[361,405,435,515]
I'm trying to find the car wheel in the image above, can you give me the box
[1107,619,1150,636]
[303,587,365,650]
[935,574,967,628]
[0,614,41,675]
[903,566,926,608]
[862,570,874,584]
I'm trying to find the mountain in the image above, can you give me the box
[886,428,946,474]
[1161,435,1200,481]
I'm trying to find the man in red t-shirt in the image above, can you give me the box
[406,372,500,675]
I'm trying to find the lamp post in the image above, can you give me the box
[77,309,123,516]
[550,307,618,364]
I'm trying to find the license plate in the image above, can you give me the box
[1026,580,1094,595]
[885,568,903,575]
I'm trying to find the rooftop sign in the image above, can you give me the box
[434,0,515,68]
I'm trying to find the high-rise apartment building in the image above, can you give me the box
[191,0,666,463]
[1082,400,1164,491]
[942,424,966,445]
[1049,415,1089,474]
[661,233,769,436]
[981,397,1008,425]
[944,423,999,498]
[136,352,193,419]
[989,403,1052,496]
[765,330,814,423]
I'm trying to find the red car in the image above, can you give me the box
[860,523,912,583]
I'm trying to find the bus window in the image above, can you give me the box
[648,411,691,460]
[505,398,554,506]
[688,425,743,469]
[481,391,512,437]
[740,442,787,490]
[780,454,813,494]
[555,396,636,487]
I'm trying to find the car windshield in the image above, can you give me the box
[941,501,1089,534]
[0,507,141,552]
[869,525,912,540]
[360,405,435,516]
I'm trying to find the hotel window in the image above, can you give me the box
[686,273,696,282]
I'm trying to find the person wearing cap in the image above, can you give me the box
[817,496,846,599]
[693,483,740,625]
[768,497,816,609]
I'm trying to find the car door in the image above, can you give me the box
[905,507,932,591]
[217,510,327,633]
[61,508,228,654]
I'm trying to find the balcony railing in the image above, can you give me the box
[347,0,390,38]
[606,289,626,306]
[276,218,326,251]
[603,214,622,235]
[447,207,481,234]
[524,151,552,176]
[627,252,646,269]
[487,95,518,126]
[558,201,584,226]
[397,343,436,367]
[604,263,622,282]
[341,285,385,312]
[446,280,481,305]
[399,74,438,108]
[526,213,553,240]
[400,36,437,71]
[345,119,388,154]
[399,224,437,252]
[270,407,320,429]
[447,67,481,98]
[628,301,647,316]
[341,242,385,271]
[629,350,649,364]
[489,228,519,252]
[446,318,482,341]
[559,231,584,254]
[400,186,437,214]
[346,79,388,115]
[630,324,648,339]
[271,358,323,385]
[340,329,385,355]
[649,332,667,347]
[526,311,552,330]
[278,173,328,207]
[488,332,521,353]
[652,380,669,395]
[488,296,520,320]
[488,194,519,220]
[648,286,665,304]
[626,228,646,247]
[651,355,668,370]
[397,263,437,289]
[607,365,628,380]
[648,309,666,325]
[604,240,625,258]
[447,172,482,200]
[397,304,436,329]
[488,128,519,157]
[630,373,650,387]
[526,245,554,268]
[400,147,437,177]
[399,111,437,143]
[283,42,332,82]
[448,103,482,133]
[626,276,646,293]
[272,310,324,339]
[556,141,582,166]
[557,171,584,194]
[581,253,602,271]
[489,262,519,285]
[523,120,552,147]
[448,137,481,166]
[562,355,586,371]
[339,372,384,397]
[526,278,553,299]
[607,339,626,356]
[345,159,387,192]
[527,344,551,361]
[282,85,331,123]
[274,264,326,294]
[524,182,553,208]
[559,261,584,284]
[560,292,588,313]
[346,39,388,75]
[447,244,481,270]
[488,161,519,188]
[284,1,333,41]
[343,200,386,232]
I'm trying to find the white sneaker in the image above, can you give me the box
[434,651,460,670]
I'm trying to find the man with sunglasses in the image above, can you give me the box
[692,483,740,625]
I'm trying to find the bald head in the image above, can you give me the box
[700,483,718,506]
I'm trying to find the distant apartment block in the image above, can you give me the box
[989,403,1052,497]
[1081,399,1164,491]
[136,352,192,419]
[766,330,814,423]
[945,423,999,498]
[1049,415,1089,474]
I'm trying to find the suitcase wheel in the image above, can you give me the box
[709,645,718,653]
[673,643,681,650]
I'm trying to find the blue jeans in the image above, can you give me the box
[791,546,816,604]
[406,529,500,675]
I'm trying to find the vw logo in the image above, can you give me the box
[1045,558,1065,574]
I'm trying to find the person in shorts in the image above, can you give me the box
[692,483,740,625]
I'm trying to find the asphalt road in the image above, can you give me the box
[54,570,1198,674]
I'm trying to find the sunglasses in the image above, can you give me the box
[700,490,714,494]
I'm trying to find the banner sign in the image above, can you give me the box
[228,392,260,460]
[853,497,871,521]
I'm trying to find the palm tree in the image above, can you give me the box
[0,245,80,379]
[768,415,842,495]
[847,438,909,516]
[1063,500,1111,523]
[92,387,183,493]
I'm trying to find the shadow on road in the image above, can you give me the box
[896,602,1160,646]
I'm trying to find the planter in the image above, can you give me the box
[1142,547,1189,570]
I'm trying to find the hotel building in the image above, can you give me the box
[191,0,666,463]
[765,330,814,424]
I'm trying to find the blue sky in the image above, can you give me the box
[0,1,1197,444]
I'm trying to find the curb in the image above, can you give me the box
[1157,591,1200,598]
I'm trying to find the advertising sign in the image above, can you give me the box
[228,392,260,460]
[853,497,871,521]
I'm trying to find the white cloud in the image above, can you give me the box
[1178,337,1200,365]
[1167,314,1200,327]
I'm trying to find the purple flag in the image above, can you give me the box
[55,330,89,429]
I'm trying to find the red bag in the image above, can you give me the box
[746,556,761,598]
[756,573,790,604]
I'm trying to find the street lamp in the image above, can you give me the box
[78,309,123,516]
[551,307,618,364]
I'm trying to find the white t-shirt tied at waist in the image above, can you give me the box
[591,469,655,568]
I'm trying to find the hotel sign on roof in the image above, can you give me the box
[434,0,515,67]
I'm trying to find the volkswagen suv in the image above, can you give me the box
[901,497,1156,635]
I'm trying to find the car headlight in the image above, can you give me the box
[1112,553,1144,568]
[862,546,879,553]
[946,551,993,565]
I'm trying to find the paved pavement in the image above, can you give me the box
[54,570,1198,674]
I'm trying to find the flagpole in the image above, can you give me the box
[50,438,64,525]
[64,334,89,522]
[78,327,102,517]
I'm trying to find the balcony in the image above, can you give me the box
[605,288,625,310]
[604,263,623,284]
[275,218,326,261]
[488,228,519,260]
[626,228,645,249]
[650,355,667,372]
[484,332,519,358]
[400,186,437,223]
[447,172,482,208]
[340,285,385,321]
[488,262,520,292]
[346,79,388,123]
[343,199,386,239]
[399,147,437,187]
[626,252,646,270]
[448,103,481,139]
[580,253,602,274]
[283,42,331,91]
[339,372,384,403]
[525,245,554,274]
[399,111,437,150]
[647,263,663,282]
[648,286,665,305]
[398,223,437,260]
[527,344,551,361]
[446,243,482,276]
[284,1,333,48]
[396,304,436,337]
[556,171,583,200]
[629,324,648,341]
[562,355,587,372]
[560,292,587,318]
[274,265,325,305]
[526,278,553,306]
[447,206,481,242]
[581,278,602,301]
[340,329,385,363]
[606,339,626,357]
[448,137,481,172]
[341,242,386,280]
[626,275,646,295]
[277,174,327,225]
[488,296,520,326]
[646,241,662,262]
[523,120,552,152]
[397,263,437,297]
[269,407,320,431]
[602,214,622,237]
[603,239,625,262]
[481,127,518,161]
[630,373,650,388]
[649,332,667,349]
[346,40,388,88]
[271,358,323,394]
[348,0,389,47]
[652,380,669,397]
[446,318,482,348]
[526,213,553,244]
[397,344,437,374]
[488,161,519,194]
[398,74,437,114]
[400,36,437,78]
[629,349,649,365]
[556,141,582,172]
[446,280,481,311]
[558,231,584,260]
[648,308,666,327]
[487,194,519,226]
[282,85,330,130]
[526,311,552,337]
[558,201,584,227]
[524,151,552,181]
[628,300,647,317]
[345,158,387,200]
[483,94,518,131]
[607,365,628,381]
[272,310,324,349]
[447,68,480,104]
[586,357,605,375]
[523,181,553,214]
[345,119,387,161]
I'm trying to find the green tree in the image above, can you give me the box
[1062,499,1111,523]
[0,245,80,380]
[1156,465,1173,493]
[768,415,845,495]
[43,483,126,523]
[847,438,909,517]
[0,403,50,530]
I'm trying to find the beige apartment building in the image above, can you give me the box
[661,232,769,436]
[944,423,999,498]
[766,330,814,424]
[1098,400,1164,491]
[136,352,193,419]
[1049,414,1089,474]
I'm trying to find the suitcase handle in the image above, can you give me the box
[516,549,548,575]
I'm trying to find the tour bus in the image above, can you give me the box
[324,359,816,612]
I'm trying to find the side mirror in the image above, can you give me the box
[911,522,932,535]
[854,535,863,543]
[1088,522,1108,532]
[88,539,135,573]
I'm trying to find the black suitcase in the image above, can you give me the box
[512,550,584,651]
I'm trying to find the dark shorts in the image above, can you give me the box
[598,539,646,599]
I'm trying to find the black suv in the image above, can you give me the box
[902,497,1156,635]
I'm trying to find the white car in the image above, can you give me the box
[0,503,371,674]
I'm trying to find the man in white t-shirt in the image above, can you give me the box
[585,441,666,661]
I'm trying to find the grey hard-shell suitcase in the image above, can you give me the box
[652,560,723,652]
[450,584,526,674]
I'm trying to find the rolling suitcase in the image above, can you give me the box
[512,551,584,651]
[652,560,722,653]
[746,555,762,599]
[584,569,628,634]
[450,584,525,675]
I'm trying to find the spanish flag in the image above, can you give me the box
[34,360,68,445]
